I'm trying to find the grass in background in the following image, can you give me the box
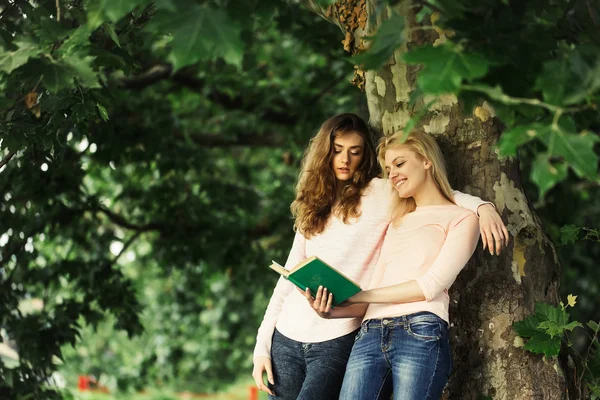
[65,379,268,400]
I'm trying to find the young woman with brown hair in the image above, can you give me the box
[253,115,508,400]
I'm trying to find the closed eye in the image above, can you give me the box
[396,162,405,168]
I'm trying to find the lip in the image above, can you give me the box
[338,167,351,173]
[392,178,407,188]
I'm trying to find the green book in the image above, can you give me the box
[269,256,362,306]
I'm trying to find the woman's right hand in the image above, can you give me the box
[301,286,333,319]
[252,356,275,395]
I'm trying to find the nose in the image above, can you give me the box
[340,151,349,164]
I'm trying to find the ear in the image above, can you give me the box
[423,158,433,170]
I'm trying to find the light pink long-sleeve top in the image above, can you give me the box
[253,178,488,360]
[363,205,480,323]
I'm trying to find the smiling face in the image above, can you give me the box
[331,131,365,183]
[384,144,432,198]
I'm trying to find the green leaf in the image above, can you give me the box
[523,332,561,357]
[97,103,109,121]
[538,121,600,180]
[513,315,543,339]
[535,58,572,106]
[497,123,547,156]
[353,13,405,70]
[86,0,151,27]
[537,320,582,338]
[530,153,568,198]
[104,23,121,48]
[560,225,581,245]
[0,38,41,74]
[563,53,600,105]
[149,6,244,70]
[403,43,491,94]
[42,56,99,93]
[104,0,152,21]
[534,302,568,327]
[68,56,100,88]
[588,320,600,332]
[42,62,74,93]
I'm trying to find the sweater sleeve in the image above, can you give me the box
[253,231,307,360]
[415,212,480,301]
[453,190,493,217]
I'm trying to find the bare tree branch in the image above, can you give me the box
[96,206,164,232]
[174,131,287,147]
[0,151,15,169]
[117,64,173,89]
[112,231,142,264]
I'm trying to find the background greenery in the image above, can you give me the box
[0,0,598,398]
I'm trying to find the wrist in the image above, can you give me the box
[477,203,494,215]
[350,291,368,304]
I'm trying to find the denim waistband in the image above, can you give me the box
[361,312,445,330]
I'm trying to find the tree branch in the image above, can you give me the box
[174,131,287,147]
[117,64,173,89]
[96,206,164,232]
[0,151,15,169]
[112,231,142,264]
[117,64,299,126]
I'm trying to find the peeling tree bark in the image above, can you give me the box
[306,1,570,398]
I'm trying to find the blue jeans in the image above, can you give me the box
[268,328,357,400]
[339,312,452,400]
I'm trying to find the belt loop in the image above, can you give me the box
[362,320,369,333]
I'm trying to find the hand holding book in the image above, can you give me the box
[298,286,334,319]
[269,256,361,307]
[298,285,368,320]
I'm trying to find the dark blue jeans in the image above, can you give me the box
[339,312,452,400]
[268,328,357,400]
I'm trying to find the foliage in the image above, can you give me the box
[513,296,600,398]
[0,0,599,398]
[0,0,357,397]
[357,0,600,199]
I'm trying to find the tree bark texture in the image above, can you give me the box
[311,0,570,398]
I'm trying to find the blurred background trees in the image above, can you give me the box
[0,0,598,397]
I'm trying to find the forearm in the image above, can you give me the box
[348,280,425,305]
[453,190,492,216]
[329,303,368,319]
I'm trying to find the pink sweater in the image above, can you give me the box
[253,178,487,360]
[363,205,480,323]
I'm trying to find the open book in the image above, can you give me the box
[269,256,362,306]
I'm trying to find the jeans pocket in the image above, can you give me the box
[354,326,366,343]
[407,320,442,341]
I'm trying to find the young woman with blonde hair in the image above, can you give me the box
[305,129,486,399]
[253,115,508,400]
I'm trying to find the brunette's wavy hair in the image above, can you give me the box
[291,113,379,238]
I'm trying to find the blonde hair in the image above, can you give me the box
[377,130,455,226]
[291,113,379,238]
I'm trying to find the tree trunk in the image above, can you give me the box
[306,0,569,398]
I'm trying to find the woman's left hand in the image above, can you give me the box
[298,286,333,318]
[477,204,510,255]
